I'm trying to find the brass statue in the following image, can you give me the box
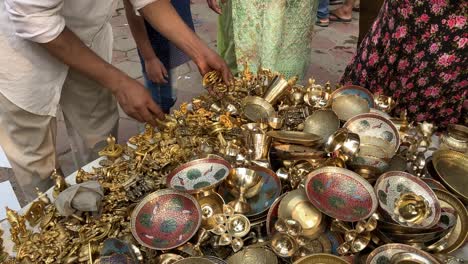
[6,207,28,247]
[51,169,68,198]
[98,135,123,160]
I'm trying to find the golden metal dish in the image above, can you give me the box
[267,131,322,146]
[293,253,350,264]
[432,150,468,203]
[242,96,276,122]
[431,189,468,253]
[332,95,370,121]
[278,189,324,239]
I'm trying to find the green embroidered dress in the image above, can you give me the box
[218,0,318,79]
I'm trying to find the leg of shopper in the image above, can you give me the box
[358,0,384,45]
[316,0,330,27]
[0,92,57,202]
[330,0,355,22]
[60,68,119,169]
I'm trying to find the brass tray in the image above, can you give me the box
[242,96,276,122]
[432,189,468,253]
[432,150,468,203]
[267,131,322,146]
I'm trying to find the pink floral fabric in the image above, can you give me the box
[341,0,467,127]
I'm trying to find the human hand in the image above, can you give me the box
[145,57,168,84]
[207,0,222,14]
[114,78,165,125]
[195,47,233,84]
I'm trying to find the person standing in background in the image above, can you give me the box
[341,0,467,127]
[0,0,231,201]
[125,0,195,114]
[207,0,319,80]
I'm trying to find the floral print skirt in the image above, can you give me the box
[341,0,467,127]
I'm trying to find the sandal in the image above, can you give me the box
[329,12,352,22]
[316,19,330,27]
[329,0,344,5]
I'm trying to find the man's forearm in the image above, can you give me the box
[139,0,208,65]
[39,27,131,93]
[124,0,158,62]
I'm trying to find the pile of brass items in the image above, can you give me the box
[3,68,468,264]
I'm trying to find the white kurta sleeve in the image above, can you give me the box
[4,0,65,43]
[129,0,160,11]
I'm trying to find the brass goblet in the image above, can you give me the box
[225,168,263,214]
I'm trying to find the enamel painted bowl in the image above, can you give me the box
[131,189,202,250]
[305,167,378,222]
[166,158,231,194]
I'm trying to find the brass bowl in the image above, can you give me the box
[324,128,360,160]
[268,116,285,130]
[156,253,184,264]
[390,252,435,264]
[197,192,225,230]
[447,124,468,141]
[332,95,370,121]
[303,110,340,141]
[440,133,468,153]
[270,233,298,257]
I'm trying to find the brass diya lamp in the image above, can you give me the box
[331,216,378,255]
[394,192,431,226]
[224,168,264,214]
[210,205,251,252]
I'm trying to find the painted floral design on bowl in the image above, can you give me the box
[219,166,282,218]
[350,155,390,173]
[304,167,378,222]
[166,158,231,194]
[366,243,441,264]
[131,189,201,250]
[331,85,376,108]
[344,113,400,154]
[374,171,441,228]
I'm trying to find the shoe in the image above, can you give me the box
[316,19,330,27]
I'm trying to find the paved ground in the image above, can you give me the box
[0,0,359,205]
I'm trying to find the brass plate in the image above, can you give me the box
[293,253,350,264]
[267,131,322,146]
[432,150,468,203]
[242,96,276,122]
[433,189,468,253]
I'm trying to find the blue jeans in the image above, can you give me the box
[317,0,330,19]
[142,70,176,114]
